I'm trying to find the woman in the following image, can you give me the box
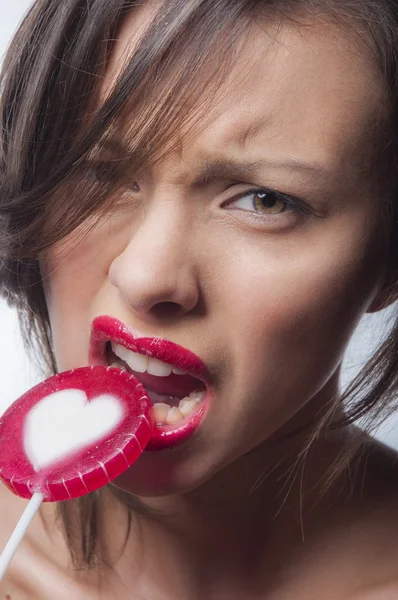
[1,0,398,597]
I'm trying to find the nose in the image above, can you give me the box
[109,203,200,321]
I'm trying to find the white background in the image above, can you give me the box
[1,0,398,448]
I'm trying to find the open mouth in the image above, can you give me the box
[106,341,207,428]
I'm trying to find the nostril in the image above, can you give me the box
[151,302,187,319]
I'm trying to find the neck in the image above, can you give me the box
[97,410,358,598]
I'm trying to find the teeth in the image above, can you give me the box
[147,357,173,377]
[172,367,187,375]
[111,342,189,378]
[112,344,130,362]
[151,388,206,426]
[166,407,184,425]
[152,403,170,425]
[122,347,148,373]
[110,362,126,371]
[190,389,206,403]
[179,399,197,416]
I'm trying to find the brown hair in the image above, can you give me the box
[1,0,398,569]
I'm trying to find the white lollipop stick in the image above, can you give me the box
[0,492,44,581]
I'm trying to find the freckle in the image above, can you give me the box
[6,594,11,599]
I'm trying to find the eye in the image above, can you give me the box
[228,188,308,216]
[92,161,118,184]
[235,189,286,214]
[87,160,140,192]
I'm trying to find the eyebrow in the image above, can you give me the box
[191,157,333,186]
[99,139,333,184]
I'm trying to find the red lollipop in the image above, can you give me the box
[0,366,154,501]
[0,366,154,580]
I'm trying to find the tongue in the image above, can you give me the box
[129,370,203,397]
[146,389,181,408]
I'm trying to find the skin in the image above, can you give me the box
[2,4,398,599]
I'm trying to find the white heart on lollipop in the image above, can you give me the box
[23,389,123,471]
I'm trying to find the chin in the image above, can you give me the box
[111,445,222,498]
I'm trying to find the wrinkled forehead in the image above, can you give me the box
[100,3,387,176]
[102,1,161,98]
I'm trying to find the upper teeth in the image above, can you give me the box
[111,342,188,377]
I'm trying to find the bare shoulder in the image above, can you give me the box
[345,437,398,598]
[360,436,398,502]
[285,436,398,599]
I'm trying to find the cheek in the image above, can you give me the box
[42,220,126,369]
[222,217,383,399]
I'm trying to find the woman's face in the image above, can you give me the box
[43,9,390,496]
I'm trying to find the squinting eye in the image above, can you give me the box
[226,187,314,218]
[89,161,121,185]
[87,161,140,192]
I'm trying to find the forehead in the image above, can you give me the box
[104,5,386,178]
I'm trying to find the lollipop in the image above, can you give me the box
[0,365,154,580]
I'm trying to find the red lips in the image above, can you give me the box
[90,315,213,451]
[90,315,210,385]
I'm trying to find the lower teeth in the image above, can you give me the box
[153,389,206,426]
